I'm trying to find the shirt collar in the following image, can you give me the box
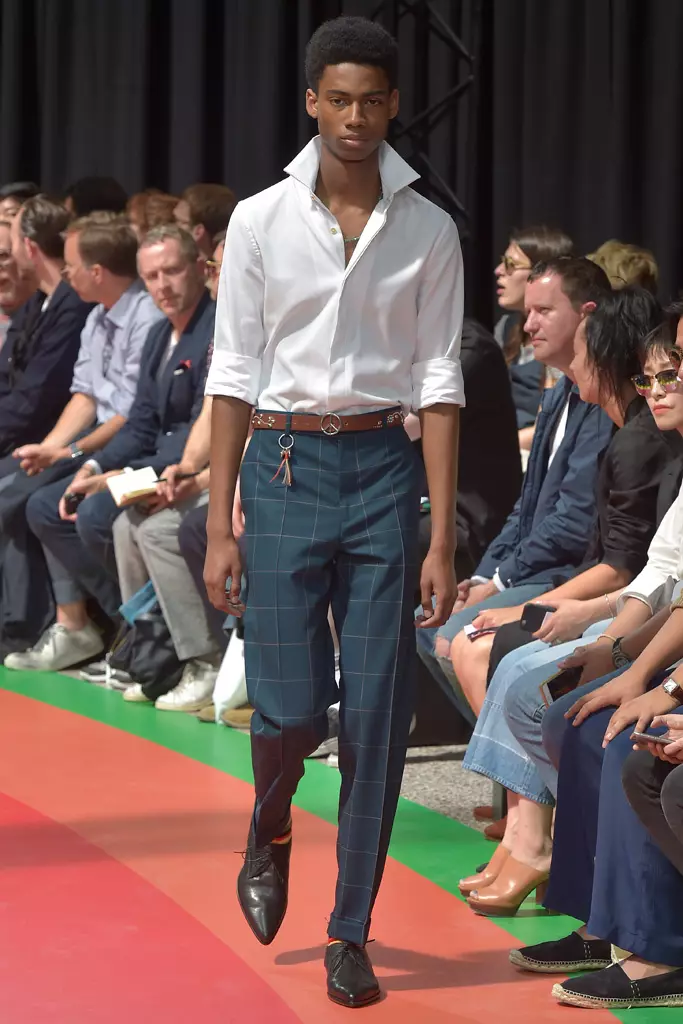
[283,136,420,199]
[103,278,145,328]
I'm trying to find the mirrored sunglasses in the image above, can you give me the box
[632,369,682,395]
[501,254,532,275]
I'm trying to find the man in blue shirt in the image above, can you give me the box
[5,226,214,672]
[0,214,164,651]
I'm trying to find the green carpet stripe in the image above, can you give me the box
[1,668,672,1023]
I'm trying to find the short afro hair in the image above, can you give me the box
[305,16,398,92]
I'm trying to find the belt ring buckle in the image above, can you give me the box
[321,412,342,436]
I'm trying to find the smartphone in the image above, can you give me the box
[463,623,498,642]
[64,491,85,516]
[521,602,556,633]
[630,730,671,746]
[539,665,583,707]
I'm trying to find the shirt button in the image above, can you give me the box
[330,227,338,235]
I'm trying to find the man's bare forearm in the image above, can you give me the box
[207,396,252,542]
[419,403,459,553]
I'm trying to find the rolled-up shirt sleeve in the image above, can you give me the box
[411,216,465,410]
[618,489,683,613]
[205,204,265,405]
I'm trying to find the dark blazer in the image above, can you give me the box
[476,376,614,588]
[94,292,215,475]
[0,282,93,456]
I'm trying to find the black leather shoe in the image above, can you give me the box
[237,836,291,945]
[325,941,381,1008]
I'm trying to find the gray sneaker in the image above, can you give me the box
[4,622,104,672]
[80,660,133,690]
[308,706,340,759]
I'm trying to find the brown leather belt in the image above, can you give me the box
[251,408,405,435]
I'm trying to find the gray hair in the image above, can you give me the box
[137,223,199,264]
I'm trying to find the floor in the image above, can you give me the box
[0,667,670,1023]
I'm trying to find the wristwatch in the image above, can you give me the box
[69,442,84,459]
[612,637,632,669]
[663,679,683,705]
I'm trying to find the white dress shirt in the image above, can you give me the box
[206,137,465,415]
[617,479,683,614]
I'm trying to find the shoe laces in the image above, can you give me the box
[328,941,371,973]
[241,844,286,882]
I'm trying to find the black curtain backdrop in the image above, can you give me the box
[0,0,681,320]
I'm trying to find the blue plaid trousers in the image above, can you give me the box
[240,424,421,944]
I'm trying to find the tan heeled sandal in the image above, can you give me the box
[458,842,511,896]
[466,855,549,916]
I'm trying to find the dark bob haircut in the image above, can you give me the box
[642,300,683,361]
[305,16,398,92]
[585,286,663,408]
[509,225,573,265]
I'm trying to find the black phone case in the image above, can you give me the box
[520,603,556,633]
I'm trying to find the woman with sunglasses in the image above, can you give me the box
[494,226,573,448]
[455,291,683,916]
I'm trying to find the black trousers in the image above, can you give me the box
[622,749,683,875]
[177,503,229,653]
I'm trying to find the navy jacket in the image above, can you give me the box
[476,376,614,588]
[94,292,215,475]
[0,282,93,456]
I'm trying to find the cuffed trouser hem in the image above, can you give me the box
[327,913,370,946]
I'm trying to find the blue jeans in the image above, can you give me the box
[545,683,683,965]
[463,621,608,801]
[414,582,550,724]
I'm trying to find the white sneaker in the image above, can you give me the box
[122,683,152,703]
[4,622,104,672]
[155,659,217,712]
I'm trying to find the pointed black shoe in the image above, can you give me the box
[325,941,381,1008]
[237,835,291,945]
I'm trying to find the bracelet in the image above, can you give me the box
[604,593,615,618]
[597,633,618,644]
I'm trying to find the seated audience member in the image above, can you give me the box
[0,181,39,221]
[0,218,38,347]
[4,226,215,672]
[416,258,613,722]
[174,184,237,257]
[457,292,681,914]
[0,215,164,644]
[63,176,128,217]
[205,231,225,302]
[0,197,92,460]
[408,318,522,579]
[510,612,683,1008]
[114,397,227,712]
[126,189,179,240]
[494,226,573,447]
[588,238,658,294]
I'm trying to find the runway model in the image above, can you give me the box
[205,15,464,1008]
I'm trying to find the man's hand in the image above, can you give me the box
[465,580,499,607]
[58,467,119,521]
[204,534,244,615]
[472,604,523,630]
[533,598,595,646]
[565,669,647,729]
[14,442,68,476]
[645,714,683,763]
[232,478,245,540]
[416,547,457,629]
[603,684,678,747]
[557,637,614,688]
[157,463,201,505]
